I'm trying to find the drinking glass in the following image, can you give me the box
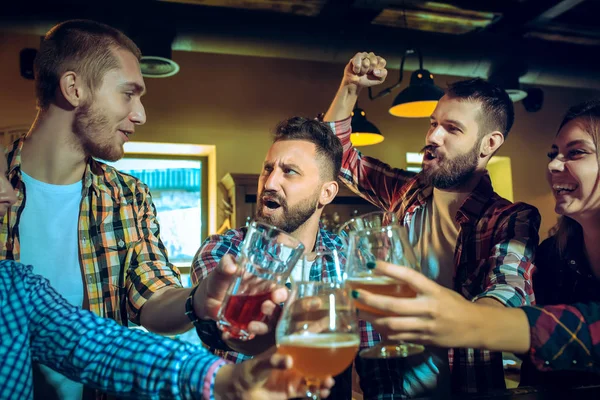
[276,280,359,400]
[337,211,398,245]
[345,223,424,359]
[216,221,305,340]
[293,249,344,285]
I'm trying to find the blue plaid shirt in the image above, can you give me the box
[0,260,225,400]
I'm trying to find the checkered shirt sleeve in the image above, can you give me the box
[0,260,226,399]
[524,303,600,373]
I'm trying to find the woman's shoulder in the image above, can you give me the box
[536,236,562,267]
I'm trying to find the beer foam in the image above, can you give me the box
[346,276,396,285]
[279,333,360,348]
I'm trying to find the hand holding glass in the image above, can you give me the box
[216,221,305,340]
[345,222,424,358]
[276,279,359,400]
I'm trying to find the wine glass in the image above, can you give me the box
[276,279,359,400]
[216,221,305,340]
[345,222,424,359]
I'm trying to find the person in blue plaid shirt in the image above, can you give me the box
[191,117,376,399]
[0,150,335,400]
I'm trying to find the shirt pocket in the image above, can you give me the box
[94,208,142,289]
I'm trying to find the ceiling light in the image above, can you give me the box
[350,107,384,146]
[369,49,444,118]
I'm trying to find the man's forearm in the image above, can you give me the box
[323,83,361,122]
[140,286,193,334]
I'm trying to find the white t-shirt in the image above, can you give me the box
[20,170,84,400]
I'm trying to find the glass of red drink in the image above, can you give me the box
[216,221,305,340]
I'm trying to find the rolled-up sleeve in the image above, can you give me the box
[472,203,540,307]
[126,182,182,324]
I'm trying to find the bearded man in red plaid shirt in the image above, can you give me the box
[322,52,541,399]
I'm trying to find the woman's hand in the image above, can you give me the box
[352,261,484,349]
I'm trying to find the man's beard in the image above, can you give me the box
[421,141,480,189]
[73,101,123,162]
[255,189,320,233]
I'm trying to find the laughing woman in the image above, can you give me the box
[520,100,600,387]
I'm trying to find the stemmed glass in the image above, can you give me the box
[216,221,305,340]
[337,211,398,245]
[276,250,358,400]
[343,213,424,359]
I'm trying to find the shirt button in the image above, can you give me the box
[572,360,577,365]
[569,260,576,265]
[118,239,125,248]
[544,361,550,366]
[87,276,93,283]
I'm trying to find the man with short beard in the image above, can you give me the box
[322,52,541,399]
[191,116,372,399]
[0,20,286,400]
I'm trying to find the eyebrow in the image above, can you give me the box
[566,139,594,148]
[280,162,302,172]
[119,82,146,96]
[551,139,595,150]
[445,119,467,131]
[262,161,303,173]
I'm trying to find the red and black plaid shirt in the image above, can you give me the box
[525,303,600,374]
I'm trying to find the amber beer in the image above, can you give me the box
[278,333,360,379]
[346,275,417,316]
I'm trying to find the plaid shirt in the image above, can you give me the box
[520,236,600,387]
[524,303,600,374]
[0,259,225,400]
[0,138,182,326]
[191,224,378,362]
[328,117,540,396]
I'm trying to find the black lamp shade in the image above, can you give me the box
[389,69,444,118]
[351,108,384,146]
[488,72,527,102]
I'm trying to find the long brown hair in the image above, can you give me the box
[551,100,600,256]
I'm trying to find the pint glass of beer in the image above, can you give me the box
[276,280,359,400]
[345,223,424,359]
[216,221,305,340]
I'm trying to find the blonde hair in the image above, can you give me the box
[35,20,141,110]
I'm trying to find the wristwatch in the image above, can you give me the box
[185,285,232,351]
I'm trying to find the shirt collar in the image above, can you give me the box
[408,172,496,225]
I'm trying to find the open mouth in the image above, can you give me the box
[553,183,578,195]
[424,149,438,161]
[262,197,282,211]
